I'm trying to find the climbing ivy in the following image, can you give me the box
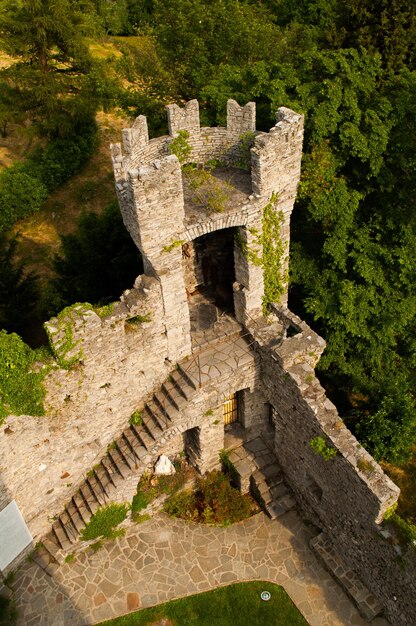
[0,330,49,421]
[262,193,286,314]
[235,192,286,314]
[45,303,94,369]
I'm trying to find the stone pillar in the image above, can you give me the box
[233,223,264,323]
[198,405,224,474]
[184,405,224,475]
[251,107,304,306]
[239,386,269,430]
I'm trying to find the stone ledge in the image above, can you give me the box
[310,532,383,622]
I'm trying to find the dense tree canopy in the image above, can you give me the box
[0,0,415,464]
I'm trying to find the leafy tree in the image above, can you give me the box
[49,202,143,314]
[0,0,102,137]
[0,235,40,336]
[153,0,279,96]
[0,330,46,420]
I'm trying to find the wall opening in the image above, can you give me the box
[183,426,201,470]
[183,227,237,317]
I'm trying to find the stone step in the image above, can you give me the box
[141,411,164,440]
[161,382,182,411]
[107,448,130,479]
[93,463,114,496]
[122,428,148,459]
[169,368,195,399]
[101,457,124,488]
[177,363,198,390]
[310,533,383,621]
[116,437,139,469]
[79,484,100,516]
[66,501,87,535]
[59,509,79,543]
[130,424,154,450]
[72,492,93,524]
[52,519,74,550]
[42,537,64,566]
[142,405,165,433]
[146,400,171,429]
[266,493,296,519]
[152,391,179,421]
[86,474,108,507]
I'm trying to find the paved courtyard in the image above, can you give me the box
[9,508,389,626]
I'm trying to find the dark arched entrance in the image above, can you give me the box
[183,227,237,316]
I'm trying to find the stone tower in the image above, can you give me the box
[111,99,304,359]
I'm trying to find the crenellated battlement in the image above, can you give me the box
[111,99,302,192]
[111,98,304,334]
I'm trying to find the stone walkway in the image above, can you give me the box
[9,509,389,626]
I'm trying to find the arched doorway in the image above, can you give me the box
[183,227,237,317]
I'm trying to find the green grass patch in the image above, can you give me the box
[98,581,308,625]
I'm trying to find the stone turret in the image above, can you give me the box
[111,99,304,354]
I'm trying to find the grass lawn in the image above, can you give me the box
[99,581,309,626]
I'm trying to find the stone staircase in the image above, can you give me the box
[251,463,296,519]
[44,364,198,559]
[227,436,296,520]
[310,532,383,621]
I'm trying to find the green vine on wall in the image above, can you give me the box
[0,330,49,421]
[235,192,286,314]
[262,192,286,313]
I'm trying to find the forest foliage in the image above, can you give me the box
[0,0,415,465]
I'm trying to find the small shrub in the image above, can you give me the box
[162,239,185,253]
[392,515,416,546]
[236,131,255,169]
[164,470,255,525]
[169,129,191,163]
[80,502,129,541]
[0,594,17,625]
[126,313,151,325]
[309,436,337,460]
[357,459,376,475]
[131,491,149,515]
[220,449,239,485]
[64,553,75,563]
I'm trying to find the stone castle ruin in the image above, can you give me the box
[0,100,415,625]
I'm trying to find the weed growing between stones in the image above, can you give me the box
[169,129,192,163]
[309,436,337,460]
[80,502,130,542]
[129,410,143,426]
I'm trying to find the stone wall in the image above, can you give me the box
[0,276,175,543]
[248,309,415,626]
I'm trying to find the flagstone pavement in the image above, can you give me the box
[10,509,389,626]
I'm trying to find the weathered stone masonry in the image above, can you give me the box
[0,99,415,626]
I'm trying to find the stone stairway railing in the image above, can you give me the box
[43,326,258,562]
